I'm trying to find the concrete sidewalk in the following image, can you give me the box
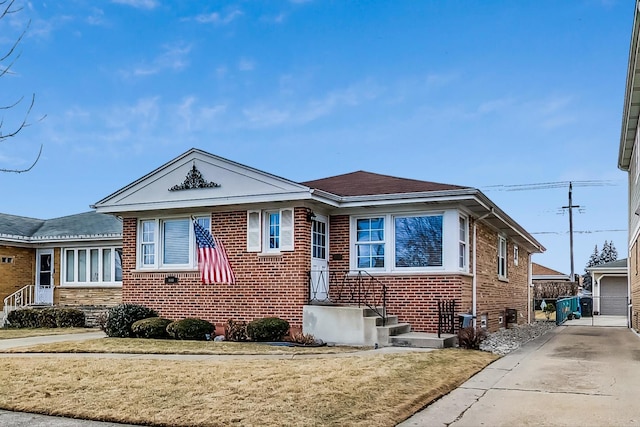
[399,325,640,426]
[0,331,106,350]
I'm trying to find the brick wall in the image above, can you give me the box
[0,245,35,310]
[119,208,532,335]
[328,215,530,333]
[328,215,471,333]
[57,287,122,307]
[121,208,311,334]
[474,221,530,331]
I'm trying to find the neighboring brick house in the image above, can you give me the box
[618,0,640,331]
[0,212,123,324]
[93,148,544,344]
[532,263,570,282]
[531,263,577,309]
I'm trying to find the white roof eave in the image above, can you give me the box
[95,190,317,214]
[619,2,640,171]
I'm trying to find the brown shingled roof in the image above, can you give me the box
[532,262,566,276]
[300,171,469,197]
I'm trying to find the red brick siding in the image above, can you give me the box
[328,215,529,333]
[121,208,311,333]
[474,220,530,331]
[121,209,531,335]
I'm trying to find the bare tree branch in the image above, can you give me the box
[0,1,44,173]
[0,143,41,173]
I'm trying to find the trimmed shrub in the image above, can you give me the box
[166,318,214,340]
[55,308,86,328]
[104,304,157,338]
[246,317,290,342]
[6,309,39,328]
[224,319,248,342]
[458,326,487,350]
[131,317,172,339]
[37,308,58,328]
[6,307,85,328]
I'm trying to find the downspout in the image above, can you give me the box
[528,253,532,324]
[473,209,493,328]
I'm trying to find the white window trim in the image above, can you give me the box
[459,215,469,271]
[498,235,508,279]
[350,210,462,273]
[513,244,519,266]
[247,208,295,254]
[136,215,209,270]
[62,246,122,287]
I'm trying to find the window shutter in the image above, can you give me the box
[280,208,294,251]
[247,210,262,252]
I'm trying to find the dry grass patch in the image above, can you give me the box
[0,349,496,426]
[0,328,96,340]
[2,338,363,355]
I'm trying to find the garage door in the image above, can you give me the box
[600,278,627,316]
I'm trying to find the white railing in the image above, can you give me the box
[3,285,35,321]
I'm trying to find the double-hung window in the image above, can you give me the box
[356,217,385,268]
[247,208,294,253]
[63,247,122,285]
[498,235,508,279]
[459,216,468,269]
[138,216,210,269]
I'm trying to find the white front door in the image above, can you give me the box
[35,249,54,305]
[310,215,328,301]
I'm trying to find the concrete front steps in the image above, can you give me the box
[303,305,457,349]
[389,332,457,349]
[364,308,457,348]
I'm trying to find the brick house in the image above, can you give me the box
[0,212,123,324]
[618,0,639,331]
[93,148,544,345]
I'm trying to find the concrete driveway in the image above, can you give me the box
[400,325,640,426]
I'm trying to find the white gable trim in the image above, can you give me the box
[93,148,313,214]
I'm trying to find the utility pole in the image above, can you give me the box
[562,182,580,282]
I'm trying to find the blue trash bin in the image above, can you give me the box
[458,314,473,328]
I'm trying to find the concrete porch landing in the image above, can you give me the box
[390,332,457,349]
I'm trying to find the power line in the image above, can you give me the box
[531,229,626,235]
[482,179,619,192]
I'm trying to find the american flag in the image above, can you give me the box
[193,220,236,284]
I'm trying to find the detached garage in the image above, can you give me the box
[588,259,629,317]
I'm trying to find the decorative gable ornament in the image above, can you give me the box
[169,164,221,191]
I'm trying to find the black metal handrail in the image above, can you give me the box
[308,269,387,325]
[437,299,456,338]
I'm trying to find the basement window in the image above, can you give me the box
[1,257,14,264]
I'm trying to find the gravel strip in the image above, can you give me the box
[479,321,556,355]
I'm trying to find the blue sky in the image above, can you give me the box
[0,0,633,275]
